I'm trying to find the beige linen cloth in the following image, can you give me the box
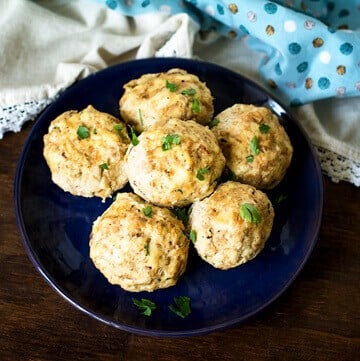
[0,0,359,186]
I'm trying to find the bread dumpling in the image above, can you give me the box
[43,105,130,201]
[211,104,293,189]
[125,118,225,208]
[119,68,214,132]
[188,181,274,270]
[90,193,189,292]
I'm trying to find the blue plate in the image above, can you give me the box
[14,58,323,337]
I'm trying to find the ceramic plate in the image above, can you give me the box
[14,58,323,336]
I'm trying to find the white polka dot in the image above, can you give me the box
[247,11,257,23]
[284,20,297,32]
[336,87,346,96]
[304,20,315,30]
[159,5,171,14]
[319,51,331,64]
[205,5,215,16]
[286,82,297,89]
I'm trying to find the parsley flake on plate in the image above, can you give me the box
[169,296,191,318]
[166,80,179,92]
[209,118,220,129]
[113,123,123,133]
[142,206,152,217]
[196,166,210,181]
[113,123,127,141]
[132,298,156,316]
[77,125,90,139]
[192,98,200,113]
[189,229,197,243]
[250,136,260,155]
[99,163,109,170]
[259,123,270,134]
[138,108,144,126]
[181,88,196,96]
[240,203,261,224]
[129,125,139,146]
[171,207,188,223]
[162,134,181,151]
[144,240,150,256]
[246,155,254,163]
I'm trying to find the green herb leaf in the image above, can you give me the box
[240,203,261,224]
[132,298,156,316]
[196,166,210,181]
[192,98,200,113]
[166,80,179,92]
[142,205,152,217]
[250,136,260,155]
[275,193,288,204]
[181,88,196,96]
[209,118,220,129]
[99,163,109,170]
[113,123,123,133]
[129,126,139,146]
[138,108,144,126]
[169,296,191,318]
[144,240,150,256]
[161,134,181,151]
[246,155,254,163]
[189,229,197,243]
[259,123,270,134]
[93,128,97,134]
[77,125,90,139]
[171,208,188,223]
[114,123,128,141]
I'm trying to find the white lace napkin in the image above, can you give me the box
[0,0,359,186]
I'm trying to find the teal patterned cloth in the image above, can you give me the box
[91,0,360,106]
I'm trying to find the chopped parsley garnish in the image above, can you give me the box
[161,134,181,151]
[93,128,97,134]
[181,88,196,96]
[250,136,260,155]
[240,203,261,224]
[196,166,210,181]
[144,240,150,256]
[171,208,188,223]
[209,118,220,129]
[138,108,144,126]
[77,125,90,139]
[129,125,139,146]
[246,155,254,163]
[169,296,191,318]
[132,298,156,316]
[114,123,128,141]
[166,80,179,92]
[142,206,152,217]
[99,163,109,170]
[259,123,270,134]
[189,229,197,243]
[275,193,288,204]
[113,123,123,133]
[192,98,200,113]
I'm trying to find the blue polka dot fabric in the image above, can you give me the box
[92,0,360,106]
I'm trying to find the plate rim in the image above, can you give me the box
[14,57,324,337]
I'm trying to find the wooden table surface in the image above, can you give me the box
[1,121,359,361]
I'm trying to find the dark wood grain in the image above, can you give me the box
[1,122,359,361]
